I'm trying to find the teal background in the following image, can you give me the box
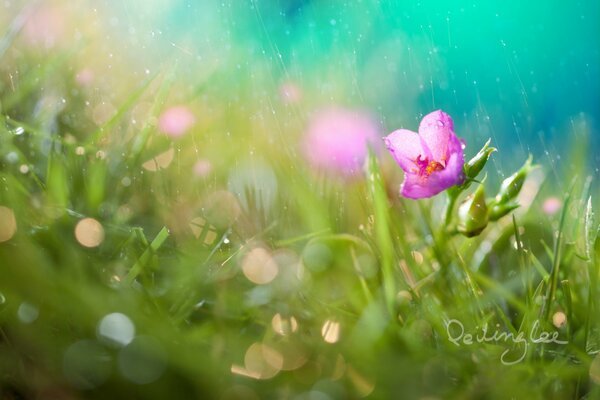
[107,0,599,173]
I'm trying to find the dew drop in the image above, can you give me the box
[17,302,39,323]
[97,312,135,347]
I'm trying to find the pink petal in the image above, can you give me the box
[400,174,439,199]
[418,110,455,163]
[420,109,454,131]
[383,129,424,172]
[400,152,464,199]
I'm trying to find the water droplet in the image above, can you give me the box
[0,206,17,242]
[14,126,24,135]
[17,302,39,323]
[75,218,105,248]
[242,343,283,380]
[97,312,135,347]
[321,320,340,344]
[5,152,18,163]
[552,311,567,328]
[271,313,298,335]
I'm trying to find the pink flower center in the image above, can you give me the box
[414,155,445,177]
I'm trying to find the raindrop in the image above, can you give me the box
[302,242,332,273]
[321,320,340,344]
[0,206,17,242]
[271,313,298,335]
[17,302,39,323]
[5,152,18,163]
[97,312,135,347]
[74,218,105,248]
[243,342,283,380]
[552,311,567,328]
[242,247,278,284]
[13,126,24,135]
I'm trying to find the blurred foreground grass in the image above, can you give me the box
[0,5,600,400]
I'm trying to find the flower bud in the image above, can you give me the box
[488,202,520,222]
[465,139,496,180]
[457,184,488,237]
[495,155,533,204]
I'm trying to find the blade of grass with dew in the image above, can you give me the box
[124,226,169,285]
[513,214,531,302]
[584,196,599,353]
[274,228,330,247]
[86,72,159,145]
[45,149,69,211]
[129,63,179,164]
[0,2,32,60]
[350,246,375,304]
[472,270,528,315]
[560,279,573,341]
[366,149,397,316]
[2,49,76,111]
[542,190,571,322]
[529,251,550,281]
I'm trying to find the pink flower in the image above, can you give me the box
[303,108,379,177]
[542,197,561,215]
[158,106,196,138]
[384,110,465,199]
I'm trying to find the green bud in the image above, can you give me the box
[495,155,533,204]
[457,184,489,237]
[488,202,520,222]
[465,139,496,180]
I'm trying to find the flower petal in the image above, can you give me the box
[383,129,424,172]
[400,152,465,199]
[418,110,456,163]
[420,109,454,131]
[400,174,440,199]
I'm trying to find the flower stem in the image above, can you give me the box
[443,190,458,227]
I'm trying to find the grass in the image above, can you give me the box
[1,11,600,400]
